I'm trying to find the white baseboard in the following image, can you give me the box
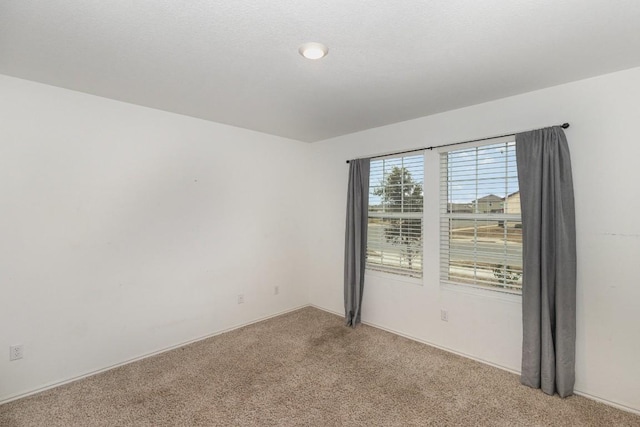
[0,304,310,406]
[573,390,640,416]
[309,304,520,375]
[309,304,640,416]
[5,303,639,416]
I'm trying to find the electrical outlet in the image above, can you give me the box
[441,309,448,322]
[237,294,244,304]
[10,344,23,361]
[274,286,279,295]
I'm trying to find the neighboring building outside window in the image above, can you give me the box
[440,139,523,293]
[367,154,424,279]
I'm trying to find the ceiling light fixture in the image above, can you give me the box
[298,42,328,60]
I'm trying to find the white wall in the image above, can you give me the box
[308,66,640,412]
[0,75,311,402]
[2,67,639,413]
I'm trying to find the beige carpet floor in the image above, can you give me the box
[1,307,639,426]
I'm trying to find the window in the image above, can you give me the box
[440,139,522,293]
[367,154,424,278]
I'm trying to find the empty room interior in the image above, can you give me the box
[1,1,640,426]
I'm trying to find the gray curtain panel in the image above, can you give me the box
[344,158,370,327]
[516,126,576,398]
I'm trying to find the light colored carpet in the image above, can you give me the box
[1,307,638,426]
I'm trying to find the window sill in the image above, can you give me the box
[365,269,423,286]
[440,281,522,304]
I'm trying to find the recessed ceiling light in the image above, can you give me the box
[298,42,328,60]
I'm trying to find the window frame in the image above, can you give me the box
[366,153,425,281]
[438,137,523,295]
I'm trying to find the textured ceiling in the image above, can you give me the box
[2,1,640,142]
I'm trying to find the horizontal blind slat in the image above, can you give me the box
[440,141,522,293]
[368,154,424,278]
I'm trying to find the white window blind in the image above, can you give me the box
[440,140,522,293]
[367,154,424,278]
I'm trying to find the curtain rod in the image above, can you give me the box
[345,123,570,164]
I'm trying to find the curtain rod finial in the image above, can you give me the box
[561,123,570,129]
